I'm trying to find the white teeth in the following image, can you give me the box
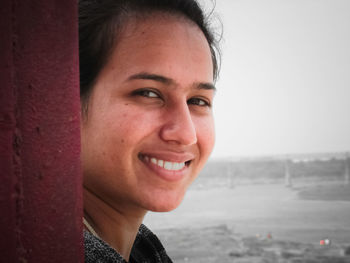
[175,162,185,170]
[164,161,173,170]
[143,155,186,171]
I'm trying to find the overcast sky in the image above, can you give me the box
[206,0,350,158]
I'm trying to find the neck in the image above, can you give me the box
[83,187,147,261]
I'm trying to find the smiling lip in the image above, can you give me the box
[138,153,194,181]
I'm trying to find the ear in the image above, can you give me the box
[80,97,90,125]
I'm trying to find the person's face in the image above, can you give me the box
[81,15,215,212]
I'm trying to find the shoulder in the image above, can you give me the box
[84,225,173,263]
[131,224,173,263]
[84,230,126,263]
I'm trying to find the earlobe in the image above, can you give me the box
[80,100,90,125]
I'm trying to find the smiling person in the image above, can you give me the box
[79,0,220,262]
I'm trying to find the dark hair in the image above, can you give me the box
[79,0,221,107]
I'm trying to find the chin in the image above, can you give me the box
[142,187,187,212]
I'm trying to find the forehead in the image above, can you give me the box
[104,14,213,83]
[123,13,203,44]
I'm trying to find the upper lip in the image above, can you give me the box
[139,151,195,163]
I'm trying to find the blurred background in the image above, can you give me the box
[145,0,350,262]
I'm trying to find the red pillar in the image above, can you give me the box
[0,0,83,262]
[0,0,17,260]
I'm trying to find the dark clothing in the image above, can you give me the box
[84,224,173,263]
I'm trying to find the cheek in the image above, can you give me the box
[195,116,215,158]
[109,106,161,144]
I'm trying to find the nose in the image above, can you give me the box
[159,102,197,146]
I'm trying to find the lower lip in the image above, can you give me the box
[140,158,188,182]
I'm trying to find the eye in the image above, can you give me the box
[188,97,211,107]
[133,89,160,98]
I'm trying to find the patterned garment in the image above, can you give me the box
[84,224,173,263]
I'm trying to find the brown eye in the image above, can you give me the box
[133,89,161,98]
[188,97,210,107]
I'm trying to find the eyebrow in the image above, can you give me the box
[197,82,216,91]
[126,72,216,91]
[127,72,173,85]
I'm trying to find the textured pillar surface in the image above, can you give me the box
[0,0,83,262]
